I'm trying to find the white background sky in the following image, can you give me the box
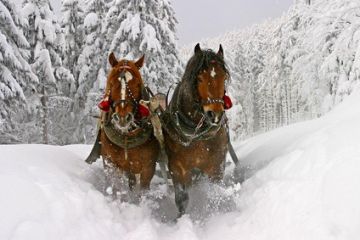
[44,0,294,46]
[173,0,294,46]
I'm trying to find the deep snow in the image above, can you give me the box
[1,90,360,240]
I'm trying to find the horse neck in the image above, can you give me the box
[171,81,202,123]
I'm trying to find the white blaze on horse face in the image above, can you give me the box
[119,76,126,108]
[118,71,133,108]
[210,67,216,78]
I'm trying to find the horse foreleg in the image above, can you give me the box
[140,163,155,190]
[174,182,189,217]
[103,158,122,197]
[207,165,224,183]
[127,172,137,191]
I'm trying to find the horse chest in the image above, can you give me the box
[100,133,158,174]
[165,129,228,167]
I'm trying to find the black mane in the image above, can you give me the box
[183,49,229,90]
[174,49,230,109]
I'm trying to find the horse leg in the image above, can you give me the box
[103,158,121,197]
[127,172,137,191]
[174,182,189,217]
[207,165,225,183]
[158,149,169,187]
[169,162,191,217]
[140,162,156,190]
[191,167,206,183]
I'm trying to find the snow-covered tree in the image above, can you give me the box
[22,0,74,144]
[61,0,84,87]
[104,0,182,93]
[0,0,37,143]
[74,0,108,143]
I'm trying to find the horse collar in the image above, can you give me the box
[102,121,152,149]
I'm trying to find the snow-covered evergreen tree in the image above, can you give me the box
[61,0,84,87]
[74,0,108,143]
[22,0,74,144]
[104,0,182,93]
[0,0,37,143]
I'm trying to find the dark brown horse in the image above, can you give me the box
[86,53,160,194]
[162,43,230,216]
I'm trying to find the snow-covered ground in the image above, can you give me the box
[1,90,360,240]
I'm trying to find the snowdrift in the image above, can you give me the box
[1,90,360,240]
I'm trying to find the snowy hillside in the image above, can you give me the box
[1,89,360,240]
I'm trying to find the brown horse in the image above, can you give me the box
[87,53,160,194]
[162,43,231,216]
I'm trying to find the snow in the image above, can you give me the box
[1,90,360,239]
[84,12,98,29]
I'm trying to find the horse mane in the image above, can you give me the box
[177,49,230,105]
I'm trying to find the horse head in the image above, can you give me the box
[106,53,148,133]
[193,43,230,125]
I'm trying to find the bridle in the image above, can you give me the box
[109,61,143,117]
[106,61,150,134]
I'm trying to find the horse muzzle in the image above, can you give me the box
[205,110,224,125]
[111,112,137,133]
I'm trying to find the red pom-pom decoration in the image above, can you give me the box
[98,99,111,112]
[223,95,233,110]
[138,104,150,118]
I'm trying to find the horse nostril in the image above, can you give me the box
[112,113,120,122]
[206,110,215,120]
[206,110,223,123]
[126,112,133,122]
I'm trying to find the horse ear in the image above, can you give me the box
[217,44,224,58]
[109,52,118,67]
[194,43,201,54]
[135,55,145,69]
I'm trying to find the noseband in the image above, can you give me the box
[200,98,224,106]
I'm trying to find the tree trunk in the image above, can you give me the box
[41,85,49,144]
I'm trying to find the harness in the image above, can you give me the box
[102,120,152,149]
[160,84,225,147]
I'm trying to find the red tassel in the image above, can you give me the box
[138,104,150,118]
[98,98,111,112]
[223,95,233,110]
